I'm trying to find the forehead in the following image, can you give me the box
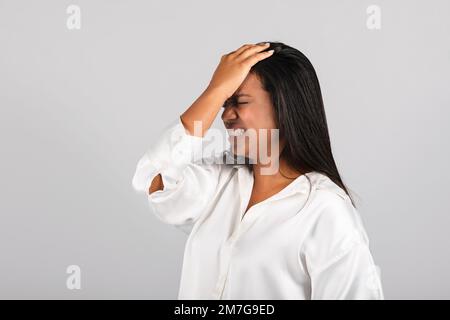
[235,73,263,95]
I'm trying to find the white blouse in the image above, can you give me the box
[132,116,384,300]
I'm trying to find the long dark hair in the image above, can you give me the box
[244,41,355,207]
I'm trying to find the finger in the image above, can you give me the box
[243,49,274,67]
[227,43,269,57]
[232,44,254,56]
[237,42,270,60]
[223,44,251,57]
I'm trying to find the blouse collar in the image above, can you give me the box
[236,165,319,205]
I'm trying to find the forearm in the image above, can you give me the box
[148,88,225,195]
[180,87,227,137]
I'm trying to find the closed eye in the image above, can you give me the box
[222,100,249,108]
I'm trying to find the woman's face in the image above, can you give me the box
[221,72,282,163]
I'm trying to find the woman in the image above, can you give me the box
[132,42,384,300]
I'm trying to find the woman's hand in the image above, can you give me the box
[206,43,274,99]
[180,43,273,137]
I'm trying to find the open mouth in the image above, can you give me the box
[227,128,246,137]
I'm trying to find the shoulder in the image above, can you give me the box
[305,171,350,202]
[304,171,355,217]
[300,172,370,258]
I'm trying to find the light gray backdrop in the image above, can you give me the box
[1,0,449,299]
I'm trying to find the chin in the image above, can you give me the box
[230,144,257,164]
[229,141,246,156]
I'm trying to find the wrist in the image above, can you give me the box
[204,85,230,101]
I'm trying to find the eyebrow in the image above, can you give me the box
[233,93,252,98]
[222,93,252,108]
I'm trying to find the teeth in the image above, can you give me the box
[228,128,246,137]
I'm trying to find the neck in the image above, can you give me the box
[251,157,302,190]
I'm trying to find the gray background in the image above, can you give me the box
[1,0,449,299]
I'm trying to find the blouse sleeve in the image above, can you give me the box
[131,116,224,234]
[301,193,385,300]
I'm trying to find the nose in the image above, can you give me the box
[221,105,238,122]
